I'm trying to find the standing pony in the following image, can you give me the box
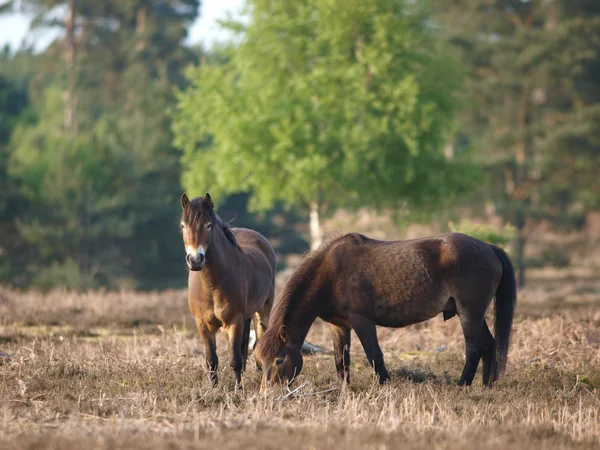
[255,232,516,388]
[180,193,276,388]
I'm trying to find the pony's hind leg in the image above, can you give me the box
[195,319,219,386]
[253,311,269,371]
[253,286,274,371]
[481,320,497,386]
[241,317,252,372]
[348,313,390,384]
[329,324,351,384]
[254,308,270,344]
[457,312,485,386]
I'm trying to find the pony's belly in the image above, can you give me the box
[373,295,446,328]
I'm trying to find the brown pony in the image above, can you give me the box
[180,193,276,388]
[255,232,516,388]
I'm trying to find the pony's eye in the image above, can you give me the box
[207,223,212,230]
[275,358,284,366]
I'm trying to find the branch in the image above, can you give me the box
[503,9,523,29]
[275,381,309,401]
[525,6,534,29]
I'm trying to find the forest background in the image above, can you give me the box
[0,0,599,292]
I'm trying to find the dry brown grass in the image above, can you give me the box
[1,280,600,449]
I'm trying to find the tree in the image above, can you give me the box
[1,1,309,289]
[173,0,478,250]
[432,0,600,286]
[6,0,200,289]
[0,69,34,285]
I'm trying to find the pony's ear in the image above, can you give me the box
[204,192,213,209]
[279,325,289,343]
[181,193,190,210]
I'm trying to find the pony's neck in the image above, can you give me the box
[203,221,242,280]
[286,307,319,350]
[278,271,323,350]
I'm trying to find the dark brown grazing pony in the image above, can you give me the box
[255,232,516,388]
[180,193,277,388]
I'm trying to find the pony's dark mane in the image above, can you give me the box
[256,232,365,362]
[221,219,241,251]
[183,197,241,251]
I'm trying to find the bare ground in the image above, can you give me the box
[1,279,600,449]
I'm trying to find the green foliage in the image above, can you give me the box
[527,247,571,269]
[432,0,600,284]
[0,62,36,287]
[8,87,136,283]
[32,258,98,292]
[174,0,478,217]
[0,72,31,213]
[448,219,515,249]
[0,0,308,289]
[0,0,201,289]
[2,0,598,290]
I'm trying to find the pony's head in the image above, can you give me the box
[255,325,303,389]
[180,192,216,271]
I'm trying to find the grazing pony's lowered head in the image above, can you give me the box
[254,239,340,390]
[180,192,216,271]
[255,324,304,389]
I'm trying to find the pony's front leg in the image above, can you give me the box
[329,324,351,384]
[196,319,219,386]
[348,313,390,384]
[225,315,245,390]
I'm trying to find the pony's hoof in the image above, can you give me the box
[379,375,391,385]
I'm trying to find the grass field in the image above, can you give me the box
[1,275,600,449]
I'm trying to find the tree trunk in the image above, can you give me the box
[513,230,526,289]
[64,0,76,132]
[135,7,147,51]
[512,207,527,289]
[500,1,536,291]
[81,181,93,274]
[309,202,323,251]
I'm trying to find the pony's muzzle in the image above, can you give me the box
[186,251,205,271]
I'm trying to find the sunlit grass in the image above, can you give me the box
[1,282,599,449]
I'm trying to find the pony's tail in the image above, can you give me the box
[241,317,252,372]
[490,244,517,380]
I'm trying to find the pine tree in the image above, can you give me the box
[8,0,200,288]
[0,68,34,285]
[432,0,600,286]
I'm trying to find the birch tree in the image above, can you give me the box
[174,0,477,249]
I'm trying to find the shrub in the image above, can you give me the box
[448,219,514,250]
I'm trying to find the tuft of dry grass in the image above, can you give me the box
[1,280,600,449]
